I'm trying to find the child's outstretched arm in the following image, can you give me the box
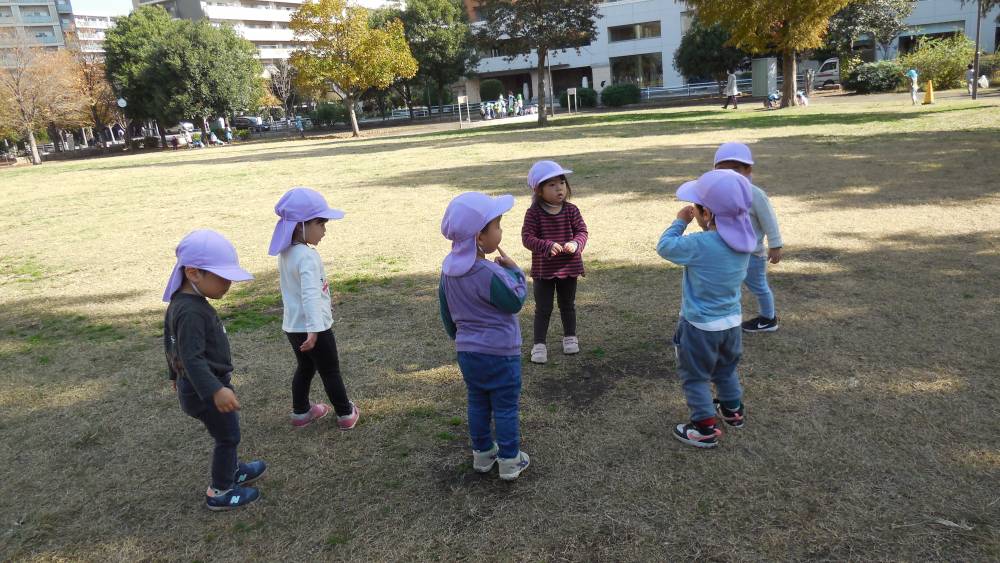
[438,277,457,340]
[656,206,698,266]
[521,207,556,255]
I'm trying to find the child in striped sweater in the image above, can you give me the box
[521,160,589,364]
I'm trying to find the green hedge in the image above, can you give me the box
[479,79,503,102]
[558,87,598,108]
[600,84,641,107]
[310,102,346,127]
[844,60,903,94]
[900,35,975,90]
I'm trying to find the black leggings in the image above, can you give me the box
[533,277,578,345]
[286,329,352,416]
[724,95,739,108]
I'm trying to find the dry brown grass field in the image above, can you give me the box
[2,93,999,561]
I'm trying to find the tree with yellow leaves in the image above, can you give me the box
[0,46,88,164]
[290,0,418,137]
[687,0,853,108]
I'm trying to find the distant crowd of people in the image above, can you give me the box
[480,91,536,120]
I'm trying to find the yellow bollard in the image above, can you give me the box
[922,80,935,104]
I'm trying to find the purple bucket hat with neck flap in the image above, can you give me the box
[676,169,756,253]
[162,230,253,302]
[441,192,514,276]
[268,187,345,256]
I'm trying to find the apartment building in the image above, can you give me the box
[0,0,71,54]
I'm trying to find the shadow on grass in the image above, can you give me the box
[334,126,1000,209]
[2,230,999,560]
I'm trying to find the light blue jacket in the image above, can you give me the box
[657,219,750,330]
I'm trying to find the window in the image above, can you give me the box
[608,21,661,43]
[610,52,663,87]
[680,11,693,35]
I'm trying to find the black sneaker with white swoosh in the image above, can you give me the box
[742,316,778,333]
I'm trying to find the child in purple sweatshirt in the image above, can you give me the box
[439,192,531,481]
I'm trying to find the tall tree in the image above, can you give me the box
[375,0,478,117]
[268,59,297,117]
[828,0,913,58]
[688,0,852,108]
[0,46,87,164]
[146,19,263,136]
[475,0,601,126]
[673,19,750,95]
[106,10,262,143]
[71,51,124,146]
[290,0,418,137]
[103,6,176,131]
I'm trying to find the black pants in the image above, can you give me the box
[533,277,578,345]
[724,95,739,109]
[286,329,352,416]
[177,375,240,490]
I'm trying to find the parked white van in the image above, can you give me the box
[814,58,840,88]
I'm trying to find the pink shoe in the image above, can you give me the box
[290,403,331,428]
[336,402,360,430]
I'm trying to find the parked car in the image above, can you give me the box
[813,58,840,89]
[164,125,190,147]
[232,116,270,132]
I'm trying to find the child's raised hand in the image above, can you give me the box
[768,247,783,264]
[300,332,317,352]
[677,206,696,224]
[213,387,241,413]
[494,246,518,269]
[549,242,564,256]
[563,241,578,254]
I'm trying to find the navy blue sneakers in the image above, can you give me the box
[205,486,260,511]
[234,460,267,487]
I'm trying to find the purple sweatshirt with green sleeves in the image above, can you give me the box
[439,259,527,356]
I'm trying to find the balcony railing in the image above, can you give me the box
[202,4,293,23]
[20,14,56,24]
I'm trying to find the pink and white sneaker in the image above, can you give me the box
[290,403,332,428]
[336,402,360,430]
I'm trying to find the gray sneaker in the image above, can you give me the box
[498,451,530,481]
[473,443,498,473]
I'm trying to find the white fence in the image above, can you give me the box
[640,75,808,100]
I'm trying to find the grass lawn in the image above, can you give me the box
[2,93,999,561]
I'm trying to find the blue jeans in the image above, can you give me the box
[743,254,775,319]
[177,375,241,490]
[457,352,521,459]
[673,319,743,422]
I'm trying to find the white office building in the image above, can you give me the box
[461,0,1000,103]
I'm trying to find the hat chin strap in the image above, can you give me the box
[190,280,205,297]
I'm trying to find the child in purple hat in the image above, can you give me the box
[269,187,360,430]
[163,230,267,510]
[656,170,755,449]
[439,192,531,480]
[521,160,589,364]
[713,142,784,333]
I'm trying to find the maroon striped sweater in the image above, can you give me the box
[521,201,589,279]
